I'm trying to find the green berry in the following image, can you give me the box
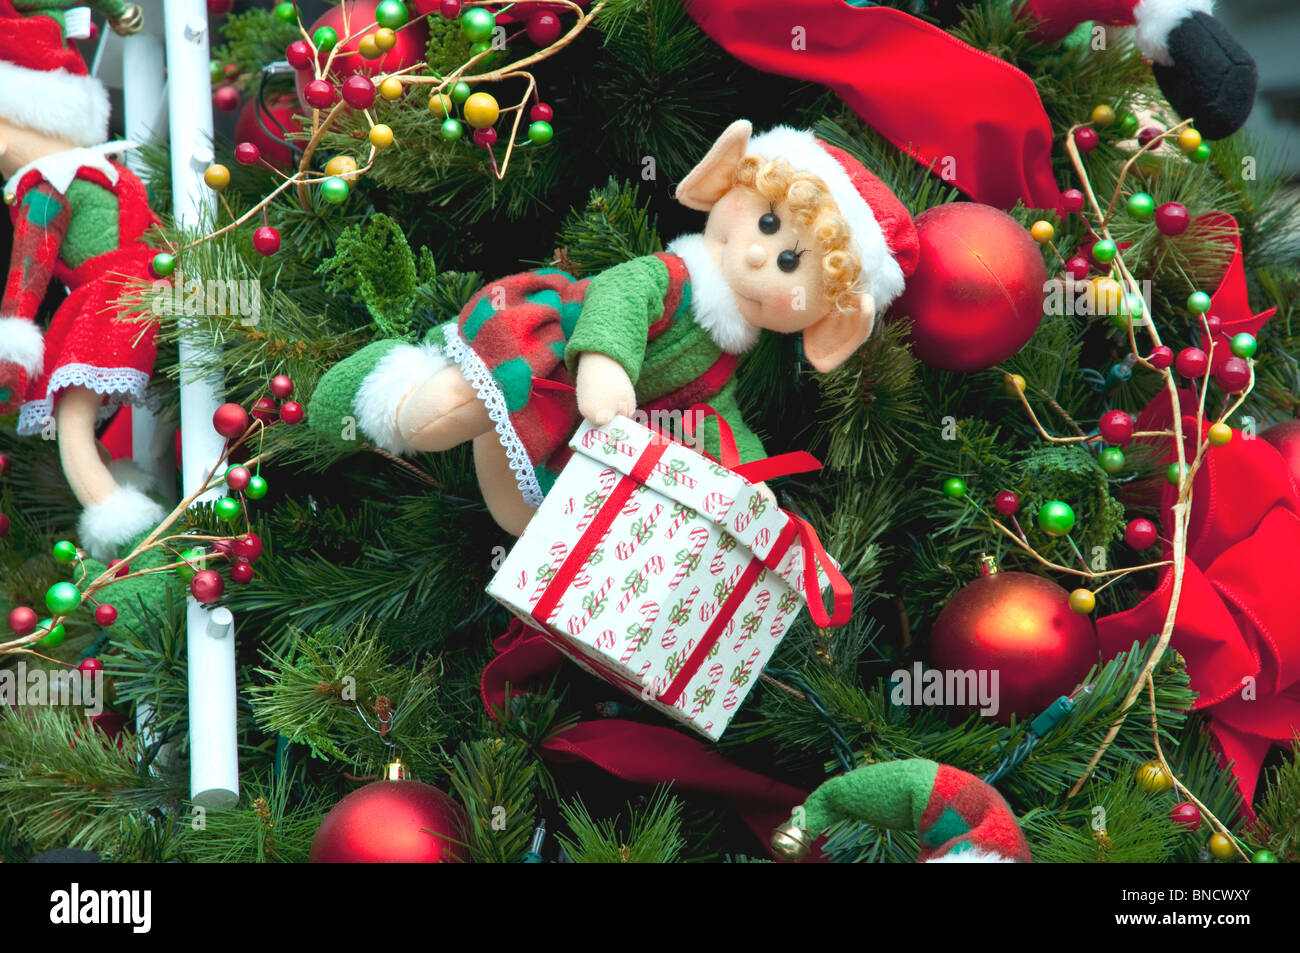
[1091,240,1117,265]
[375,0,408,28]
[1126,192,1154,220]
[1251,850,1277,863]
[1230,333,1257,359]
[528,120,553,145]
[1187,291,1212,314]
[245,475,269,500]
[1038,500,1076,537]
[1167,462,1185,487]
[36,618,66,648]
[320,176,350,205]
[177,548,205,582]
[941,477,967,499]
[313,26,338,52]
[1190,143,1211,164]
[52,540,78,564]
[1099,447,1126,474]
[440,117,464,141]
[1117,112,1139,137]
[450,81,472,105]
[45,581,81,615]
[461,7,495,42]
[152,252,176,277]
[214,497,242,522]
[274,2,297,23]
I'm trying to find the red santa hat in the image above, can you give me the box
[746,125,919,311]
[0,3,110,148]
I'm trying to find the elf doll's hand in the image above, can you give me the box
[0,361,27,415]
[576,351,636,427]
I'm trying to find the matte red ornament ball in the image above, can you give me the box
[191,569,225,604]
[230,560,255,584]
[253,226,281,256]
[213,402,250,439]
[94,604,118,627]
[993,491,1019,516]
[1061,189,1084,214]
[526,12,562,45]
[1125,518,1158,550]
[279,401,305,424]
[929,572,1099,722]
[1175,347,1208,379]
[1098,410,1134,446]
[232,532,263,562]
[213,86,241,113]
[439,0,461,17]
[1148,345,1173,369]
[235,141,261,165]
[78,657,105,675]
[1155,202,1190,236]
[251,396,278,423]
[303,79,336,109]
[286,39,315,70]
[270,374,294,399]
[8,606,38,636]
[341,74,376,109]
[1170,801,1202,832]
[529,102,553,123]
[1073,127,1099,153]
[1214,356,1250,393]
[310,780,470,863]
[1065,256,1090,281]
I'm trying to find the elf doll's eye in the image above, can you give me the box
[758,205,780,235]
[777,247,806,273]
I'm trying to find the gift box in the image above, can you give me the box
[486,408,851,740]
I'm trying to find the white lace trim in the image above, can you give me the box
[16,363,152,436]
[443,325,545,508]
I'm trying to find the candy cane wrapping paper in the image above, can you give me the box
[486,413,849,740]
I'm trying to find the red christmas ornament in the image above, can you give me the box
[1261,421,1300,485]
[213,403,250,439]
[526,12,563,45]
[1170,801,1202,832]
[286,39,315,70]
[8,606,38,636]
[235,141,261,165]
[279,401,305,425]
[1098,410,1134,446]
[1065,256,1090,281]
[310,779,470,863]
[1155,202,1190,236]
[78,657,104,675]
[530,101,553,123]
[929,570,1098,722]
[207,0,234,16]
[230,560,255,584]
[253,226,282,256]
[232,532,263,562]
[213,86,241,113]
[295,1,430,112]
[994,490,1019,516]
[887,204,1047,373]
[226,465,252,491]
[473,127,498,147]
[1175,347,1208,379]
[303,79,336,109]
[1214,356,1250,393]
[234,95,302,171]
[1073,127,1099,153]
[270,374,294,399]
[341,74,377,109]
[1061,189,1084,214]
[93,604,118,627]
[191,569,225,604]
[251,396,279,423]
[1125,518,1158,550]
[1148,345,1173,369]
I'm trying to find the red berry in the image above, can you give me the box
[1155,202,1190,237]
[1175,347,1208,379]
[473,127,498,147]
[94,604,118,627]
[1060,189,1084,214]
[232,532,263,562]
[1149,345,1173,369]
[78,656,105,675]
[993,491,1019,516]
[109,558,130,578]
[1170,801,1202,832]
[1073,127,1099,153]
[212,538,235,556]
[526,12,562,45]
[213,86,241,113]
[286,39,314,70]
[304,79,336,109]
[1125,518,1158,550]
[270,374,294,399]
[279,400,305,425]
[226,465,252,491]
[8,606,38,636]
[223,63,239,79]
[1065,256,1090,281]
[0,452,9,476]
[341,74,376,109]
[251,396,278,423]
[235,142,261,165]
[1214,356,1251,393]
[1203,314,1222,335]
[191,569,225,604]
[1137,127,1161,149]
[230,560,254,584]
[0,513,8,538]
[439,0,461,16]
[213,402,250,439]
[253,226,281,256]
[1098,410,1134,446]
[529,102,553,123]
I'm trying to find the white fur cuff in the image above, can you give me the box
[1134,0,1215,66]
[0,317,44,376]
[925,846,1017,863]
[79,485,167,563]
[355,342,450,455]
[0,62,111,148]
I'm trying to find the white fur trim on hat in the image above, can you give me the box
[0,61,110,148]
[665,232,760,355]
[0,316,44,376]
[78,485,167,563]
[925,846,1017,863]
[745,125,906,310]
[355,341,450,455]
[1134,0,1214,67]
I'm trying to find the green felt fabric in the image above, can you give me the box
[800,758,940,835]
[61,180,121,270]
[79,530,184,642]
[307,339,403,450]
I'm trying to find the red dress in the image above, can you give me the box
[2,155,158,436]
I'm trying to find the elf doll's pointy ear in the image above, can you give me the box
[802,292,875,373]
[675,119,752,211]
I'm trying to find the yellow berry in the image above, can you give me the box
[374,27,397,51]
[1207,422,1232,447]
[1208,832,1236,861]
[1090,276,1124,316]
[369,123,394,149]
[1030,220,1055,244]
[462,91,499,129]
[378,77,404,100]
[358,35,381,59]
[1178,128,1203,153]
[1136,759,1173,794]
[1005,373,1026,397]
[1068,588,1096,614]
[203,163,231,191]
[324,154,359,184]
[1091,104,1116,128]
[428,92,453,118]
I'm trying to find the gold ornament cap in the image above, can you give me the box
[383,759,407,781]
[770,820,813,862]
[979,553,999,576]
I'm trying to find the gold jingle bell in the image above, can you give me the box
[770,820,813,861]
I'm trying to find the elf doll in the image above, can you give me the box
[0,2,166,562]
[311,120,920,535]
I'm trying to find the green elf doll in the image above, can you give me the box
[310,120,920,534]
[0,1,165,562]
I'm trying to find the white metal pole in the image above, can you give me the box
[163,0,239,810]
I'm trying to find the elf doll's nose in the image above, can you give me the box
[744,244,767,268]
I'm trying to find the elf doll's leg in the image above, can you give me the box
[473,432,534,536]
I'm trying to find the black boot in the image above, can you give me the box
[1152,12,1257,140]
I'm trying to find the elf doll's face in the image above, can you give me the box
[701,184,828,334]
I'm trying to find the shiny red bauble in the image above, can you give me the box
[251,396,279,423]
[1073,127,1099,153]
[1098,410,1134,446]
[1149,345,1173,369]
[1061,189,1084,214]
[1214,356,1250,393]
[303,79,336,109]
[1261,421,1300,485]
[235,142,261,165]
[1155,202,1190,236]
[232,532,263,562]
[212,402,250,438]
[473,127,498,147]
[253,226,281,256]
[526,12,563,45]
[93,604,118,627]
[529,102,553,123]
[226,465,252,491]
[1171,801,1202,832]
[270,374,294,399]
[310,779,470,863]
[994,491,1020,516]
[286,39,315,70]
[341,74,376,109]
[438,0,461,16]
[190,569,225,604]
[78,657,104,675]
[213,85,241,113]
[279,401,305,424]
[8,606,38,636]
[1065,256,1090,281]
[1124,518,1159,550]
[929,571,1099,722]
[295,1,430,113]
[230,560,255,585]
[1175,347,1208,379]
[234,95,302,171]
[888,204,1047,373]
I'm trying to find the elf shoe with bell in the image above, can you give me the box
[775,758,1032,863]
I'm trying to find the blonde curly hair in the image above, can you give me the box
[733,154,865,314]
